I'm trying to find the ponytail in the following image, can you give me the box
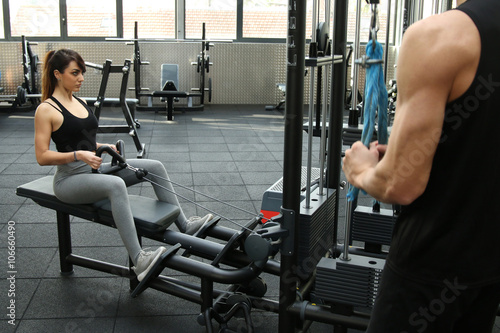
[41,50,56,101]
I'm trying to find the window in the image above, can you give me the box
[242,0,333,41]
[67,0,117,37]
[185,0,236,39]
[347,0,392,44]
[9,0,60,37]
[0,4,4,39]
[122,0,176,39]
[243,0,287,38]
[2,0,409,43]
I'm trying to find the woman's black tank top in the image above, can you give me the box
[49,96,98,152]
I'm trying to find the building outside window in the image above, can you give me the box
[123,0,176,39]
[67,0,117,37]
[185,0,237,40]
[9,0,60,37]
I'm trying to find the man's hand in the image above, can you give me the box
[375,142,387,160]
[342,141,380,189]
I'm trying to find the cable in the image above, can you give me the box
[126,165,258,232]
[127,165,261,217]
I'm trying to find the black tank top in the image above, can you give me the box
[387,0,500,286]
[49,96,98,152]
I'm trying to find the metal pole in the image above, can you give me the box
[279,0,307,331]
[326,0,348,259]
[433,0,440,14]
[319,63,330,196]
[342,188,352,261]
[312,0,318,41]
[305,0,319,208]
[306,67,315,208]
[351,0,363,112]
[384,0,392,83]
[417,0,424,21]
[324,0,331,31]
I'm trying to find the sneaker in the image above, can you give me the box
[133,247,167,281]
[184,213,214,235]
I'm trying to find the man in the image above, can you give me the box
[342,0,500,331]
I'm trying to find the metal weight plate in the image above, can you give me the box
[17,86,27,105]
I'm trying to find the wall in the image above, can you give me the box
[0,40,397,106]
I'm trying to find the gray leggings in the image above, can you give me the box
[53,159,187,265]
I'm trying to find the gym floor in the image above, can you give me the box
[0,105,499,333]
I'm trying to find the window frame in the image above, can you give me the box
[0,0,400,46]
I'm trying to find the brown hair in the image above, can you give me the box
[41,49,86,101]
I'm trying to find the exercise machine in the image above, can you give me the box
[314,0,394,327]
[130,22,207,120]
[276,0,384,331]
[84,59,146,158]
[16,142,287,332]
[190,22,213,106]
[0,36,42,110]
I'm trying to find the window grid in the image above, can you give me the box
[1,0,400,45]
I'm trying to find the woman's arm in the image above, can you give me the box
[34,104,73,166]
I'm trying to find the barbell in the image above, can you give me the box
[0,86,41,106]
[0,61,123,106]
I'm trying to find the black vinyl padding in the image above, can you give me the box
[16,176,180,234]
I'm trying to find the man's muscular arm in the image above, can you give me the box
[342,10,480,205]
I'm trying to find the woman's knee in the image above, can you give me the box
[108,175,128,191]
[91,174,128,196]
[132,159,166,174]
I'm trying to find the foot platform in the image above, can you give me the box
[131,243,182,297]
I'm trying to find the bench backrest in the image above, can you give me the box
[161,64,179,91]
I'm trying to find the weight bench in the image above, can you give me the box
[140,64,202,120]
[16,175,180,276]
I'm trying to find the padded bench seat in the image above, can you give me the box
[16,176,180,235]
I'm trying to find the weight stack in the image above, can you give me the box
[260,167,321,221]
[342,126,377,147]
[315,255,385,308]
[296,187,336,279]
[351,206,395,246]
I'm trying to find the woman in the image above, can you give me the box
[34,49,212,281]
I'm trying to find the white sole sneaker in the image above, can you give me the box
[134,247,167,281]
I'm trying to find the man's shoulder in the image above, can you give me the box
[405,10,478,51]
[398,9,481,103]
[401,10,479,75]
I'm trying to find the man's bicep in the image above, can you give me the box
[377,27,453,200]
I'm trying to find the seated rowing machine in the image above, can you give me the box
[16,143,283,332]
